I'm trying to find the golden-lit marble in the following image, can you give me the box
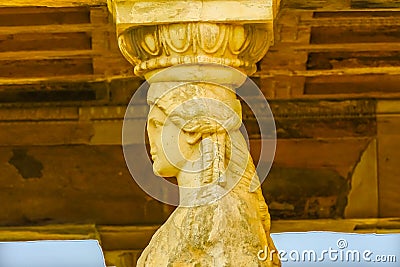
[108,0,281,266]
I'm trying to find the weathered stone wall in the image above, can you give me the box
[0,97,389,225]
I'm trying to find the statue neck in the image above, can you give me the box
[176,164,228,207]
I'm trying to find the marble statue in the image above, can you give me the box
[107,1,282,266]
[136,81,280,266]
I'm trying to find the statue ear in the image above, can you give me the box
[185,131,202,145]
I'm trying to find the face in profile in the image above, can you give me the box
[147,105,195,178]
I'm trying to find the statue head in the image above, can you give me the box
[146,103,200,178]
[147,81,259,195]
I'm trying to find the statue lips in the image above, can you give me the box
[150,144,162,162]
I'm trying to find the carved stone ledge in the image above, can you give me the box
[108,0,277,30]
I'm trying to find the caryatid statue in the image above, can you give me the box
[108,1,281,266]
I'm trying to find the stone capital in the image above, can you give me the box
[108,0,280,77]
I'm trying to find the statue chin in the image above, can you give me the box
[152,165,168,178]
[151,160,177,178]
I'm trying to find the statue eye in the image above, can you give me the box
[153,120,163,128]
